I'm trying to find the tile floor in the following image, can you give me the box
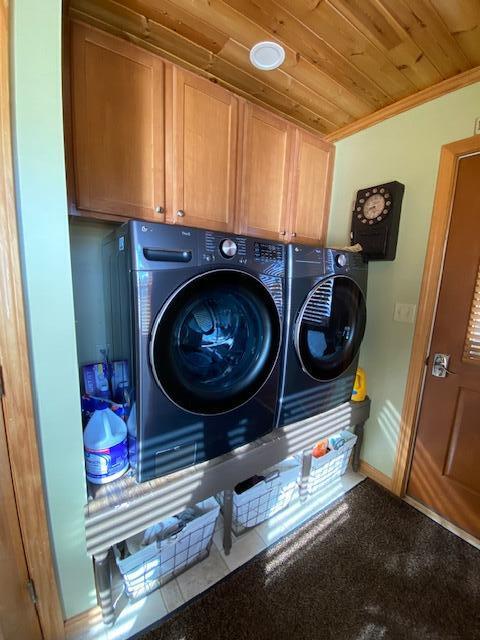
[69,470,365,640]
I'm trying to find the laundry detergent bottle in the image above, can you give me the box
[83,407,129,484]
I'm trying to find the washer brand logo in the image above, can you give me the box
[141,225,149,232]
[181,231,191,237]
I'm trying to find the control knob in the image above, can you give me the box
[335,253,347,268]
[220,238,238,258]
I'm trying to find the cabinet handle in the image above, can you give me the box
[280,230,286,236]
[176,210,185,218]
[154,205,165,214]
[291,232,297,238]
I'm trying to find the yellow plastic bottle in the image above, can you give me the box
[351,367,367,402]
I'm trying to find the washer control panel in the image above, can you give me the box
[254,242,284,263]
[202,232,247,264]
[200,232,283,268]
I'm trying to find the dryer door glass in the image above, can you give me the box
[296,276,366,381]
[150,270,281,414]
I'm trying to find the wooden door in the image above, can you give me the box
[288,130,334,245]
[239,104,293,241]
[0,406,43,640]
[172,68,238,231]
[407,153,480,539]
[71,22,165,220]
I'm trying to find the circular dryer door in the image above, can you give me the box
[295,276,366,381]
[150,270,281,415]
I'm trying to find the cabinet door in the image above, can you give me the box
[288,129,335,245]
[239,105,293,241]
[71,22,165,220]
[172,68,238,231]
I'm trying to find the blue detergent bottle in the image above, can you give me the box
[83,407,129,484]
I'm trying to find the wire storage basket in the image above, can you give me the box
[303,430,357,496]
[218,458,300,536]
[114,497,219,601]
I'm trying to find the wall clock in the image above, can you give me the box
[350,181,405,261]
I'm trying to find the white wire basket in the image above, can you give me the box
[218,458,300,535]
[114,497,219,601]
[302,430,357,496]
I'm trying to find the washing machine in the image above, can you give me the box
[277,245,367,427]
[103,220,285,482]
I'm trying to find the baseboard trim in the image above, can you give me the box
[404,496,480,550]
[65,606,103,640]
[358,460,393,492]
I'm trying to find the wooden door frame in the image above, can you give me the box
[1,3,65,638]
[391,134,480,497]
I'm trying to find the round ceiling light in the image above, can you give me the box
[249,41,285,70]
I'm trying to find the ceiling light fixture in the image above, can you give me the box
[249,41,285,71]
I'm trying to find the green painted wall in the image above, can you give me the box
[70,219,117,365]
[12,0,95,618]
[328,82,480,478]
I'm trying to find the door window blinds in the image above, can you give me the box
[463,262,480,364]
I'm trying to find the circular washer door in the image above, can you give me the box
[295,276,366,381]
[150,270,281,415]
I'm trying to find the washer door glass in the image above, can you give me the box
[150,270,281,414]
[295,276,366,381]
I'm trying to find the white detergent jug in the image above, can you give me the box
[84,408,129,484]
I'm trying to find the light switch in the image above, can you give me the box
[393,302,416,324]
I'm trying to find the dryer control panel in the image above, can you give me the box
[200,231,284,271]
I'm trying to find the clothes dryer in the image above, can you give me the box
[277,245,367,427]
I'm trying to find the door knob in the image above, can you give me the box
[291,232,297,238]
[432,353,456,377]
[154,205,164,214]
[176,210,185,218]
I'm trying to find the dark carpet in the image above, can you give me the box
[135,480,480,640]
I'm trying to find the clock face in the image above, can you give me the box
[354,186,392,224]
[363,194,385,219]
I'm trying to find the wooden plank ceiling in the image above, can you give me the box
[69,0,480,137]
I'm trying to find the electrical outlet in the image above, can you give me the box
[393,302,416,324]
[475,116,480,136]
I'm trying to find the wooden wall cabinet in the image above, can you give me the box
[238,104,334,245]
[71,22,166,221]
[287,129,335,246]
[69,22,334,244]
[171,68,238,232]
[238,104,293,241]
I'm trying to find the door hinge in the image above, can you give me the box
[0,365,4,397]
[27,579,38,604]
